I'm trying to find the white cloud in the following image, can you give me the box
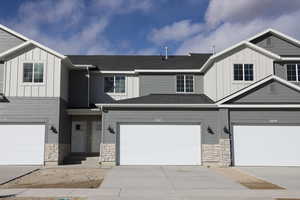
[175,0,300,54]
[205,0,300,27]
[92,0,153,13]
[148,20,203,44]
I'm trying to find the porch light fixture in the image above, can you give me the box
[207,126,215,135]
[223,126,230,135]
[107,126,115,134]
[50,125,58,134]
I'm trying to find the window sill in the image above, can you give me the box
[106,92,127,96]
[21,82,45,86]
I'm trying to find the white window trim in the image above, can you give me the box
[232,63,255,83]
[286,64,300,82]
[21,61,46,85]
[103,75,126,95]
[176,74,195,93]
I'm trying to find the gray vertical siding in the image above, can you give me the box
[0,63,4,93]
[0,97,60,144]
[252,34,300,56]
[140,74,203,96]
[0,28,25,54]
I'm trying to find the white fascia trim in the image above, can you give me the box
[0,24,66,60]
[200,41,281,73]
[98,70,136,74]
[30,40,66,59]
[0,24,30,41]
[73,64,97,69]
[281,57,300,61]
[219,104,300,108]
[134,69,201,73]
[0,41,32,59]
[217,75,300,105]
[67,108,101,115]
[248,28,300,47]
[96,103,217,108]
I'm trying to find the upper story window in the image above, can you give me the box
[287,64,300,81]
[176,74,194,93]
[23,62,44,83]
[233,64,254,81]
[104,75,125,93]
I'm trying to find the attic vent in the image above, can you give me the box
[266,38,272,47]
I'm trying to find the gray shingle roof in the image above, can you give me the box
[67,54,212,70]
[110,94,215,104]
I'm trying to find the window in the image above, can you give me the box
[176,75,194,93]
[233,64,254,81]
[23,62,44,83]
[104,75,125,93]
[287,64,300,81]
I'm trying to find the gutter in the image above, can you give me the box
[96,103,218,108]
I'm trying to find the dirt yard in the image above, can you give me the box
[0,168,108,189]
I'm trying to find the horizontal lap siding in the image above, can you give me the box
[140,74,203,96]
[0,29,24,53]
[0,97,60,144]
[0,63,3,93]
[102,109,225,145]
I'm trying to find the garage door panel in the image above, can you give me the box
[0,124,45,165]
[120,124,201,165]
[234,125,300,166]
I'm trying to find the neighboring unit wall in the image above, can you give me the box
[0,28,25,54]
[204,46,274,101]
[4,46,62,98]
[252,34,300,56]
[0,63,4,93]
[140,74,203,96]
[0,97,63,164]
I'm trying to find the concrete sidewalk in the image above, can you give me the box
[0,166,39,185]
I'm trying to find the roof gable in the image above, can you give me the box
[218,76,300,105]
[226,80,300,104]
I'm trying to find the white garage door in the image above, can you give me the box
[0,124,45,165]
[233,125,300,166]
[119,124,201,165]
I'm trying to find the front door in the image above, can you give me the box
[71,121,87,153]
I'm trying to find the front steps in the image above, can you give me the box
[63,154,100,166]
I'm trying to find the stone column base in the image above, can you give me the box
[45,144,59,166]
[202,139,231,167]
[100,143,116,163]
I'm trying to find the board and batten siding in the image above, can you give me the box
[204,47,274,101]
[0,63,4,93]
[4,46,63,99]
[0,28,25,54]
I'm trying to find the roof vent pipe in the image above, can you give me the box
[212,45,216,55]
[165,46,168,60]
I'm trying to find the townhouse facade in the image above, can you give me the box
[0,24,300,166]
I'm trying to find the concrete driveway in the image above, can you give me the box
[239,167,300,190]
[0,166,39,185]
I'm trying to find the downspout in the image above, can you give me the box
[86,66,90,107]
[99,105,104,163]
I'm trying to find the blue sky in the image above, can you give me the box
[1,0,300,55]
